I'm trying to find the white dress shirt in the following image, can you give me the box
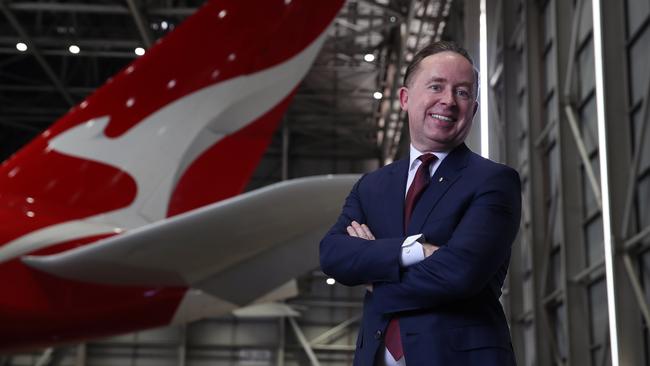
[399,145,448,266]
[383,145,449,366]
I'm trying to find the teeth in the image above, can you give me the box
[430,113,454,122]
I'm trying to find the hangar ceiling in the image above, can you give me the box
[0,0,460,179]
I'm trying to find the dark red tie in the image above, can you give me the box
[403,153,437,231]
[385,153,437,361]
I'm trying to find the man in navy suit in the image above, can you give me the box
[320,41,521,366]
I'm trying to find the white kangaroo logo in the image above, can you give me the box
[0,32,327,263]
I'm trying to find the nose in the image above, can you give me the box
[439,88,456,106]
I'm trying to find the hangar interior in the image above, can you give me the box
[0,0,649,365]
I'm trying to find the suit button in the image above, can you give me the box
[374,330,382,340]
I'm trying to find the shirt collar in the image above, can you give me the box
[408,144,449,171]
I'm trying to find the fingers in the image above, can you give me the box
[360,223,375,240]
[422,243,440,257]
[347,221,375,240]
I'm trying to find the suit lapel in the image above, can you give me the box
[384,158,409,236]
[407,143,471,235]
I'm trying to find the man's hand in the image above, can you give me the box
[422,243,439,257]
[347,221,375,240]
[346,221,375,292]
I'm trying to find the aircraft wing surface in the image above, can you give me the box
[23,175,358,304]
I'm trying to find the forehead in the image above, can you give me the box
[412,51,476,85]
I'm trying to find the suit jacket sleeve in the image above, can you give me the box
[320,175,405,286]
[372,166,521,313]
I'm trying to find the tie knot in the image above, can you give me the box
[418,153,437,166]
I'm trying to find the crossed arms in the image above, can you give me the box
[319,166,521,313]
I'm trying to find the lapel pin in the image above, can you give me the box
[438,177,444,183]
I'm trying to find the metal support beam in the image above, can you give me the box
[288,317,321,366]
[0,47,139,58]
[0,117,44,132]
[0,0,74,106]
[537,188,564,365]
[622,253,650,328]
[75,344,86,366]
[8,2,197,17]
[9,2,129,14]
[624,224,650,250]
[621,78,650,238]
[126,0,153,48]
[277,318,286,366]
[309,314,361,346]
[35,347,69,366]
[178,324,186,366]
[0,35,140,47]
[35,348,55,366]
[553,1,593,363]
[558,0,602,210]
[0,84,98,94]
[563,105,602,209]
[599,327,610,366]
[358,0,404,21]
[380,0,417,162]
[333,20,401,43]
[523,1,554,364]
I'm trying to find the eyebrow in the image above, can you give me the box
[426,77,447,84]
[425,76,474,88]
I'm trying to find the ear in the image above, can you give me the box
[472,100,478,117]
[398,87,408,110]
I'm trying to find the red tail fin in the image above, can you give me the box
[0,0,344,247]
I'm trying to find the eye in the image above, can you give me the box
[429,84,442,91]
[455,89,471,99]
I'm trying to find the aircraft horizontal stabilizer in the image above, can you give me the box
[233,302,301,318]
[22,175,358,302]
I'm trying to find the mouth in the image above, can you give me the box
[429,113,457,123]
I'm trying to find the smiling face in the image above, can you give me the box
[399,51,478,152]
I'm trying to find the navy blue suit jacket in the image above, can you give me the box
[320,144,521,366]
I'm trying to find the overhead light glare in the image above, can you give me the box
[364,53,375,62]
[16,42,27,52]
[479,0,489,158]
[592,0,620,364]
[135,47,145,56]
[161,21,169,30]
[373,91,383,100]
[68,45,80,54]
